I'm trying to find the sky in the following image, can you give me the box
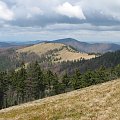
[0,0,120,43]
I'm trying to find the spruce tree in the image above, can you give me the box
[16,62,27,104]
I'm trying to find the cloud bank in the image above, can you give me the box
[0,0,120,42]
[1,0,120,26]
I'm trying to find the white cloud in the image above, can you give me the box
[56,2,86,19]
[80,0,120,21]
[0,1,14,21]
[11,1,43,19]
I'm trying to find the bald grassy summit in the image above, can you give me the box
[0,79,120,120]
[17,42,95,62]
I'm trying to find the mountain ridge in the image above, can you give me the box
[1,38,120,53]
[50,38,120,53]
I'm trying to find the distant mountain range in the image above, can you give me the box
[0,40,42,48]
[0,42,17,48]
[12,40,43,45]
[50,38,120,53]
[0,38,120,53]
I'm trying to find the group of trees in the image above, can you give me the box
[0,61,120,109]
[45,50,120,75]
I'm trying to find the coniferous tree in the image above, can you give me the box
[71,69,82,90]
[45,70,58,96]
[16,62,27,104]
[27,61,45,100]
[0,71,8,109]
[51,73,60,95]
[34,61,45,99]
[96,66,108,83]
[62,73,70,91]
[115,64,120,77]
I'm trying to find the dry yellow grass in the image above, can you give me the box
[17,43,95,62]
[0,79,120,120]
[57,49,95,62]
[17,43,65,55]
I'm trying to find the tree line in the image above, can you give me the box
[0,61,120,109]
[45,50,120,75]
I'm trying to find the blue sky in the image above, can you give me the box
[0,0,120,43]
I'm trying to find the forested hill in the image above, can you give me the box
[0,57,120,109]
[46,50,120,75]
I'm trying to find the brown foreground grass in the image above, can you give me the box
[0,79,120,120]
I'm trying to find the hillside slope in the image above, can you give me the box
[17,42,95,62]
[52,38,120,53]
[0,79,120,120]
